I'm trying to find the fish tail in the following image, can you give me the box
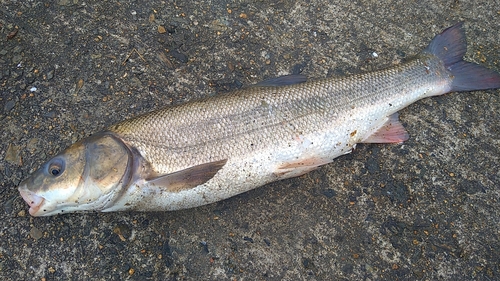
[424,22,500,92]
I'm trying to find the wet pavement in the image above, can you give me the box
[1,0,499,280]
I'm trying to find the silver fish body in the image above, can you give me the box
[19,23,500,216]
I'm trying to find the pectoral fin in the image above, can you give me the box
[147,159,227,192]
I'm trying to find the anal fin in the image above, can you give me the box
[275,157,331,178]
[361,113,409,144]
[147,159,227,192]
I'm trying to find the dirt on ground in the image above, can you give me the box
[0,0,499,280]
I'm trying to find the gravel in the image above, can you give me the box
[1,1,499,280]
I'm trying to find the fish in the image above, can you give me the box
[18,23,500,216]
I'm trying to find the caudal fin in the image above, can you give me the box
[424,22,500,92]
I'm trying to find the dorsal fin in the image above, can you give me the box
[253,74,307,87]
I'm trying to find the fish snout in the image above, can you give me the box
[19,187,44,216]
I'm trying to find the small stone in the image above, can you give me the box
[57,0,78,6]
[12,46,23,53]
[12,55,22,64]
[7,29,18,39]
[169,50,188,63]
[43,111,56,118]
[13,70,23,79]
[18,210,26,217]
[322,189,336,198]
[243,236,253,243]
[122,263,131,272]
[129,77,142,88]
[46,69,55,80]
[4,100,16,112]
[30,227,43,239]
[4,165,11,177]
[26,138,40,153]
[4,197,14,214]
[158,25,166,34]
[113,224,131,241]
[76,79,84,90]
[166,25,176,33]
[5,143,22,166]
[24,73,36,84]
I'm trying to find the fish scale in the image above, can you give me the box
[109,55,445,174]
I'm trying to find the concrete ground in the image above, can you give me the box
[1,0,499,280]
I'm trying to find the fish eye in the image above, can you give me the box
[47,158,65,177]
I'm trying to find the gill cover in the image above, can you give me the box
[18,132,132,216]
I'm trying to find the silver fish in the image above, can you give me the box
[18,23,500,216]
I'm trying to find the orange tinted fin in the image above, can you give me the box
[275,157,332,178]
[361,113,409,144]
[147,159,227,192]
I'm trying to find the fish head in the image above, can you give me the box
[18,132,132,216]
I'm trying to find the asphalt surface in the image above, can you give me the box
[1,1,499,280]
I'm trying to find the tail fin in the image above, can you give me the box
[424,22,500,92]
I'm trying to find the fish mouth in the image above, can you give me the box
[19,187,45,216]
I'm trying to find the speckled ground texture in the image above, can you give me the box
[1,0,499,280]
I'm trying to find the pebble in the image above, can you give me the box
[169,50,188,63]
[158,25,167,34]
[243,236,254,243]
[5,143,22,166]
[4,100,16,112]
[30,227,43,240]
[43,111,56,118]
[4,165,11,177]
[322,189,336,198]
[113,224,131,241]
[3,197,14,214]
[26,138,40,154]
[46,69,55,80]
[12,46,23,53]
[12,69,23,79]
[129,77,142,88]
[25,73,36,84]
[57,0,78,6]
[12,55,22,64]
